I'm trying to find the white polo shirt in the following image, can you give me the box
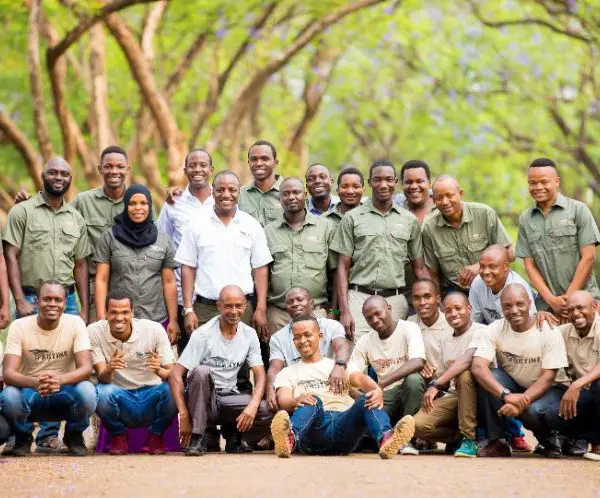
[157,186,214,305]
[175,207,273,300]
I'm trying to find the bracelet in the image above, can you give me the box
[329,308,340,316]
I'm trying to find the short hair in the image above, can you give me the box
[443,291,470,305]
[529,157,557,169]
[412,278,440,296]
[248,140,277,160]
[37,279,66,298]
[185,148,213,167]
[306,163,331,177]
[337,167,364,186]
[213,170,240,186]
[369,159,396,179]
[401,159,431,181]
[105,290,133,310]
[100,145,127,162]
[290,314,319,330]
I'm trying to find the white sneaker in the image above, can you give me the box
[583,451,600,461]
[400,442,419,455]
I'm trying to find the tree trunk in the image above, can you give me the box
[89,24,114,155]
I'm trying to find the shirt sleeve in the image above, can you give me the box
[405,322,426,360]
[328,320,346,341]
[72,316,92,353]
[269,333,285,363]
[329,214,354,257]
[88,325,106,366]
[4,322,23,356]
[155,325,175,365]
[421,223,439,270]
[178,330,207,371]
[246,330,264,368]
[541,324,569,370]
[273,366,293,390]
[94,230,113,264]
[156,204,174,239]
[174,223,198,267]
[575,203,600,248]
[2,205,27,249]
[468,280,484,324]
[347,335,369,376]
[250,223,273,269]
[473,323,498,362]
[407,218,424,261]
[73,217,92,260]
[515,216,531,259]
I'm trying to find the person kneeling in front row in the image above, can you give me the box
[270,315,415,459]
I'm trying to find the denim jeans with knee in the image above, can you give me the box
[0,381,97,437]
[291,395,393,455]
[96,383,177,436]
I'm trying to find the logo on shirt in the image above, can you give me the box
[471,233,483,240]
[372,357,407,370]
[28,349,69,361]
[500,351,541,365]
[206,356,242,369]
[298,379,329,391]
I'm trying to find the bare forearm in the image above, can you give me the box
[250,370,266,408]
[524,258,553,302]
[523,371,556,403]
[379,358,424,389]
[411,258,430,281]
[0,257,10,309]
[181,266,196,308]
[5,249,25,303]
[4,370,39,389]
[162,273,179,322]
[349,372,378,392]
[253,266,268,309]
[471,361,504,396]
[74,260,89,315]
[169,372,189,416]
[566,252,595,295]
[58,365,92,385]
[332,337,350,363]
[267,362,283,391]
[336,260,351,313]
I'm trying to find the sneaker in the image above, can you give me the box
[379,415,415,460]
[64,431,88,457]
[454,437,478,458]
[564,438,588,457]
[109,434,129,455]
[141,433,165,455]
[13,434,33,457]
[583,444,600,461]
[35,435,67,454]
[478,439,512,458]
[185,434,206,457]
[400,442,419,455]
[271,410,294,458]
[511,435,531,452]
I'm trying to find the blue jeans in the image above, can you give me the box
[291,395,392,455]
[21,290,80,443]
[96,383,177,436]
[477,368,563,443]
[0,382,97,437]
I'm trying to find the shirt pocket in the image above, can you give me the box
[264,206,283,224]
[466,236,488,257]
[24,224,50,251]
[60,224,81,254]
[146,245,167,268]
[354,226,379,252]
[302,242,327,270]
[527,230,544,256]
[389,226,411,260]
[550,223,578,250]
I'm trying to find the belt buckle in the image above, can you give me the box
[373,289,379,296]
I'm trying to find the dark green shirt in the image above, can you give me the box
[238,175,284,227]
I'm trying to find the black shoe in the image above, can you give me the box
[13,434,33,457]
[444,437,462,455]
[564,438,588,456]
[186,434,206,456]
[205,428,221,453]
[542,432,562,459]
[533,443,545,456]
[225,433,253,454]
[64,431,87,457]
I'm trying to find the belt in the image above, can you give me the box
[349,284,406,297]
[196,294,254,306]
[23,284,75,296]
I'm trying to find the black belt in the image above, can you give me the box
[23,284,75,296]
[350,284,406,297]
[196,294,254,306]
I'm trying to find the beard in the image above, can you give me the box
[43,176,71,197]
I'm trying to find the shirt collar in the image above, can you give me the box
[183,184,213,203]
[34,192,68,212]
[436,202,471,227]
[278,211,317,229]
[247,174,283,193]
[107,319,140,343]
[93,186,125,203]
[532,192,568,214]
[363,198,404,216]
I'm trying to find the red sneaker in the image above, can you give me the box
[142,433,165,455]
[109,434,129,455]
[511,435,531,452]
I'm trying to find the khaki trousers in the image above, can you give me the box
[414,370,477,441]
[266,305,327,334]
[348,289,408,343]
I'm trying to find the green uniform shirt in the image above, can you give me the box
[265,213,333,308]
[516,193,600,309]
[330,199,423,289]
[422,201,511,290]
[238,175,284,227]
[71,187,124,276]
[3,192,91,287]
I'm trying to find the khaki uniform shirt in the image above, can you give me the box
[408,312,454,372]
[330,199,423,289]
[265,213,333,309]
[238,175,284,227]
[559,315,600,388]
[516,193,600,309]
[422,202,511,290]
[3,193,91,287]
[71,187,124,276]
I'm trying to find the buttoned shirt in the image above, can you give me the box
[307,195,340,216]
[3,193,91,287]
[422,202,511,290]
[516,193,600,309]
[330,199,423,289]
[238,175,284,227]
[175,208,273,300]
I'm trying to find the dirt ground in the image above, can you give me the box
[2,451,599,498]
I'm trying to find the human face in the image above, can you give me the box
[107,298,133,340]
[248,145,277,182]
[306,165,332,200]
[217,294,247,326]
[501,289,532,330]
[213,175,240,213]
[368,166,397,203]
[433,180,463,220]
[362,302,393,338]
[280,180,306,215]
[42,161,72,197]
[99,153,129,190]
[185,151,213,190]
[292,320,321,359]
[412,281,440,321]
[38,284,66,322]
[566,294,595,332]
[479,253,509,292]
[527,167,560,205]
[127,193,150,223]
[443,295,471,333]
[337,174,363,208]
[402,167,430,208]
[285,290,313,318]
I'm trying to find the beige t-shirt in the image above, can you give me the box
[274,357,354,412]
[440,322,487,392]
[408,313,454,372]
[348,319,426,390]
[5,314,90,377]
[560,315,600,388]
[88,319,175,390]
[475,319,569,389]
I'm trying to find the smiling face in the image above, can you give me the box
[443,293,471,333]
[280,179,306,216]
[248,144,277,182]
[369,166,397,203]
[501,285,532,331]
[337,173,363,208]
[433,178,463,220]
[38,283,66,322]
[306,165,332,200]
[412,280,441,322]
[362,298,394,338]
[107,297,134,341]
[185,150,213,190]
[99,153,129,190]
[527,166,560,205]
[217,289,247,327]
[402,167,430,208]
[479,249,509,292]
[292,319,322,360]
[566,291,595,333]
[284,288,313,318]
[127,193,150,223]
[213,174,240,213]
[42,159,72,197]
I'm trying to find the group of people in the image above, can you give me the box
[0,140,597,462]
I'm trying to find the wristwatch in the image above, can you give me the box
[428,379,440,389]
[182,307,194,317]
[335,360,347,368]
[499,388,511,402]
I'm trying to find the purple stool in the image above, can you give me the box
[95,416,181,453]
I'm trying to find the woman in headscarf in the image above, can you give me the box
[94,184,180,343]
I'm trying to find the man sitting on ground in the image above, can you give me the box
[89,291,177,455]
[1,280,96,456]
[270,315,415,458]
[169,285,272,456]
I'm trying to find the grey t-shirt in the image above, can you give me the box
[178,316,263,391]
[269,317,346,366]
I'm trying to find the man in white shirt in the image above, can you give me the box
[157,149,214,352]
[169,285,272,456]
[266,287,349,412]
[270,315,415,459]
[89,290,177,455]
[175,171,273,338]
[472,283,569,458]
